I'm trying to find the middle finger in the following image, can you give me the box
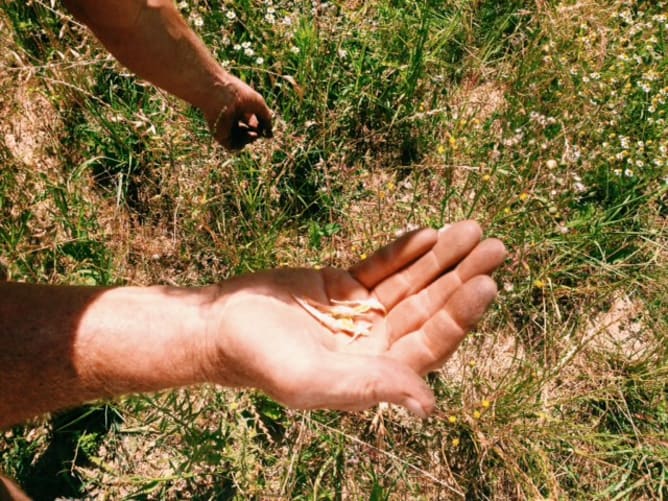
[371,220,482,310]
[382,238,506,344]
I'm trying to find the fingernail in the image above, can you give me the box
[404,398,427,419]
[438,224,451,234]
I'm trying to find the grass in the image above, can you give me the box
[1,0,666,498]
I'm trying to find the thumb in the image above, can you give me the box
[301,353,436,418]
[253,102,273,138]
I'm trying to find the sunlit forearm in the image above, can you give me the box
[0,282,216,428]
[63,0,232,117]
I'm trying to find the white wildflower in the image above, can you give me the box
[191,14,204,27]
[643,70,659,81]
[562,143,582,165]
[638,81,651,93]
[652,14,667,25]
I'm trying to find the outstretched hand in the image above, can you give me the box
[0,221,504,428]
[207,221,506,417]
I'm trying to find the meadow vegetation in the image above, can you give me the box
[0,0,666,498]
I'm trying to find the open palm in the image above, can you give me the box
[210,221,506,417]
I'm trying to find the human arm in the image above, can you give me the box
[62,0,272,149]
[0,221,506,428]
[0,282,218,427]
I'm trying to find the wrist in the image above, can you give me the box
[198,279,248,387]
[197,275,277,390]
[75,285,219,397]
[202,73,238,130]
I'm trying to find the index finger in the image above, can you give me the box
[349,228,438,289]
[371,221,482,310]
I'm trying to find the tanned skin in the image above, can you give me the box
[62,0,272,149]
[1,222,506,427]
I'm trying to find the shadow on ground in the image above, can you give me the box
[18,405,121,501]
